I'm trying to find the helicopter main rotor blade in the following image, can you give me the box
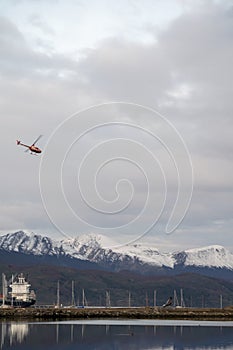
[32,135,42,146]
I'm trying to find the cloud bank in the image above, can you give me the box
[0,0,232,250]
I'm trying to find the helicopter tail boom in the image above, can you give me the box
[16,140,29,149]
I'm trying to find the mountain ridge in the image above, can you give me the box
[0,231,233,277]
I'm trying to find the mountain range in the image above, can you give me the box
[1,231,233,307]
[0,231,233,279]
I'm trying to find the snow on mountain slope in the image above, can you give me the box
[114,243,174,268]
[61,233,173,268]
[60,234,233,270]
[0,231,63,256]
[61,233,115,256]
[182,245,233,269]
[61,233,114,261]
[0,231,233,271]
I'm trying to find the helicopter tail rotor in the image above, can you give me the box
[16,140,21,145]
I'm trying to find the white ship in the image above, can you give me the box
[1,273,36,308]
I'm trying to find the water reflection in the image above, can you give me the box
[0,321,233,350]
[1,323,29,348]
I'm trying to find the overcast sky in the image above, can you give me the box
[0,0,232,251]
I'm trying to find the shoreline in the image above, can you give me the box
[0,306,233,321]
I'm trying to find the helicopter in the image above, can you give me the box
[16,135,42,154]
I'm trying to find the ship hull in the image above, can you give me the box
[0,299,36,308]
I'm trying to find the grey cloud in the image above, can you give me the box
[0,1,232,250]
[28,13,55,36]
[0,16,79,78]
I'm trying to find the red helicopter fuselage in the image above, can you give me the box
[16,138,42,154]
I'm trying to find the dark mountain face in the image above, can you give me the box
[0,254,233,308]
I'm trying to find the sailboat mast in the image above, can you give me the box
[82,289,85,307]
[180,288,185,307]
[11,275,14,307]
[106,291,111,307]
[154,290,157,307]
[128,291,131,308]
[71,281,75,306]
[57,280,60,308]
[2,273,5,306]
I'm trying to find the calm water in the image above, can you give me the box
[1,319,233,350]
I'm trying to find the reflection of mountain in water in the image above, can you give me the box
[1,323,29,348]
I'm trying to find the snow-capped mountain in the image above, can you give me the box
[0,231,233,276]
[60,233,175,271]
[176,245,233,269]
[0,231,65,256]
